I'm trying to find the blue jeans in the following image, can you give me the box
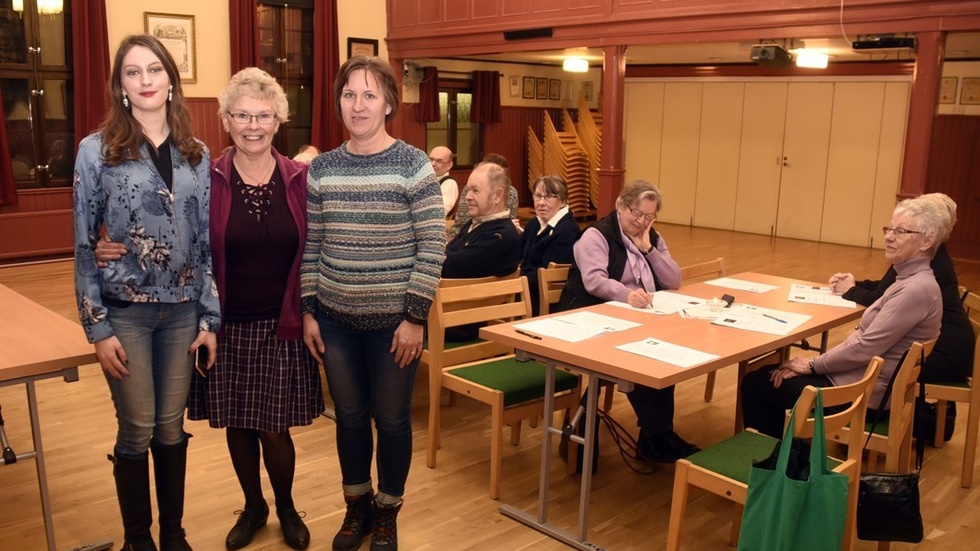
[317,313,419,498]
[105,302,198,457]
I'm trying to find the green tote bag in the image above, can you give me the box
[737,388,849,551]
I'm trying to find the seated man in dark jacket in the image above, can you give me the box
[441,161,521,340]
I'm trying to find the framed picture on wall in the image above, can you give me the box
[509,75,521,97]
[522,76,535,99]
[144,12,196,83]
[581,81,594,102]
[549,79,561,100]
[961,77,980,105]
[939,77,957,104]
[536,77,548,100]
[347,37,379,59]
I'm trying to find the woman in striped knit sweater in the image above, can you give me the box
[301,56,446,551]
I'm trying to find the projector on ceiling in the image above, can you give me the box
[852,36,916,50]
[750,45,791,66]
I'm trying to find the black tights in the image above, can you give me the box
[226,427,296,511]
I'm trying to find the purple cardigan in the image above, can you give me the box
[210,149,309,340]
[813,256,941,409]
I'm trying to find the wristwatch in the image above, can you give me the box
[807,358,816,375]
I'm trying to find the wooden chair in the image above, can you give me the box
[828,340,936,476]
[666,356,883,551]
[924,291,980,487]
[679,258,726,401]
[537,262,617,414]
[537,262,570,316]
[425,276,582,499]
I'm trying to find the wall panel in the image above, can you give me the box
[186,98,231,157]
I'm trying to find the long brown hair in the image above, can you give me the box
[99,34,204,167]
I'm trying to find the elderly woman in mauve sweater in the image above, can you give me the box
[741,194,946,438]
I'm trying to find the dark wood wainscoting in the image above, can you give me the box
[186,97,232,156]
[927,115,980,261]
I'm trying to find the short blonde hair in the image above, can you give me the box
[217,67,289,122]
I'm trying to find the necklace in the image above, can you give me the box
[234,157,275,186]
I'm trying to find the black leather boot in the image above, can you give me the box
[370,499,402,551]
[110,451,158,551]
[332,492,373,551]
[151,438,193,551]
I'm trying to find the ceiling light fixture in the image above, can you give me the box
[795,49,829,69]
[562,57,589,73]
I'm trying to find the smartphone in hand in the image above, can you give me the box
[195,347,209,378]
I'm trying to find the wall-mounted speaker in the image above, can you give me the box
[503,27,553,41]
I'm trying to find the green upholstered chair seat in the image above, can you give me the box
[687,430,843,485]
[447,359,579,407]
[928,378,971,389]
[424,337,485,350]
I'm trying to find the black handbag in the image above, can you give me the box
[856,350,925,543]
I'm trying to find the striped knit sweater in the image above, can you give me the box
[301,140,446,330]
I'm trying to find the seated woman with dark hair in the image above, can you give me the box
[520,175,579,315]
[741,195,946,438]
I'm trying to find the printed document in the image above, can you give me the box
[616,338,719,368]
[787,284,857,308]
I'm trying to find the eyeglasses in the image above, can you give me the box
[882,226,923,237]
[428,157,451,164]
[629,207,657,222]
[533,193,558,202]
[227,112,276,125]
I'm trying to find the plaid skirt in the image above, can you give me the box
[188,318,324,433]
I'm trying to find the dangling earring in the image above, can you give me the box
[122,94,129,108]
[168,85,173,102]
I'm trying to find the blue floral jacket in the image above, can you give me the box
[72,132,221,343]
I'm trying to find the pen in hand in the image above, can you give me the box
[515,329,543,340]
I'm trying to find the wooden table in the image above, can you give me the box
[480,272,865,551]
[0,283,111,551]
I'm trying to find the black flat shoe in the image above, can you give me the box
[278,508,311,551]
[639,430,701,463]
[226,506,269,550]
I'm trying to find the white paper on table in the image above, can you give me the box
[605,292,706,316]
[679,303,726,320]
[787,284,857,308]
[705,277,778,294]
[616,337,719,368]
[710,303,811,336]
[511,318,607,342]
[512,311,641,342]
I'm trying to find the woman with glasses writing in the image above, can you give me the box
[742,195,946,438]
[520,175,579,315]
[557,180,701,463]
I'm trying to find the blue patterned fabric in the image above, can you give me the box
[73,132,221,343]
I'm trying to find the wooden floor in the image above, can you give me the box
[1,224,979,551]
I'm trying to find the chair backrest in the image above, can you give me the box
[871,339,937,470]
[427,276,533,369]
[680,257,725,283]
[537,262,571,316]
[794,356,883,462]
[964,290,979,319]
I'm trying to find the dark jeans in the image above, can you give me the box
[626,383,676,436]
[316,313,419,497]
[740,363,835,438]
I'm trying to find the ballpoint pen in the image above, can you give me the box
[762,313,788,324]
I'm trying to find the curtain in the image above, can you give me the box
[416,67,440,123]
[230,0,260,72]
[72,0,109,145]
[471,70,501,123]
[0,83,16,206]
[312,0,342,151]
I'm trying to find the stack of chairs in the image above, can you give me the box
[542,114,591,215]
[574,93,602,210]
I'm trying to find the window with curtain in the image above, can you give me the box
[1,0,74,190]
[426,81,480,167]
[257,0,314,157]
